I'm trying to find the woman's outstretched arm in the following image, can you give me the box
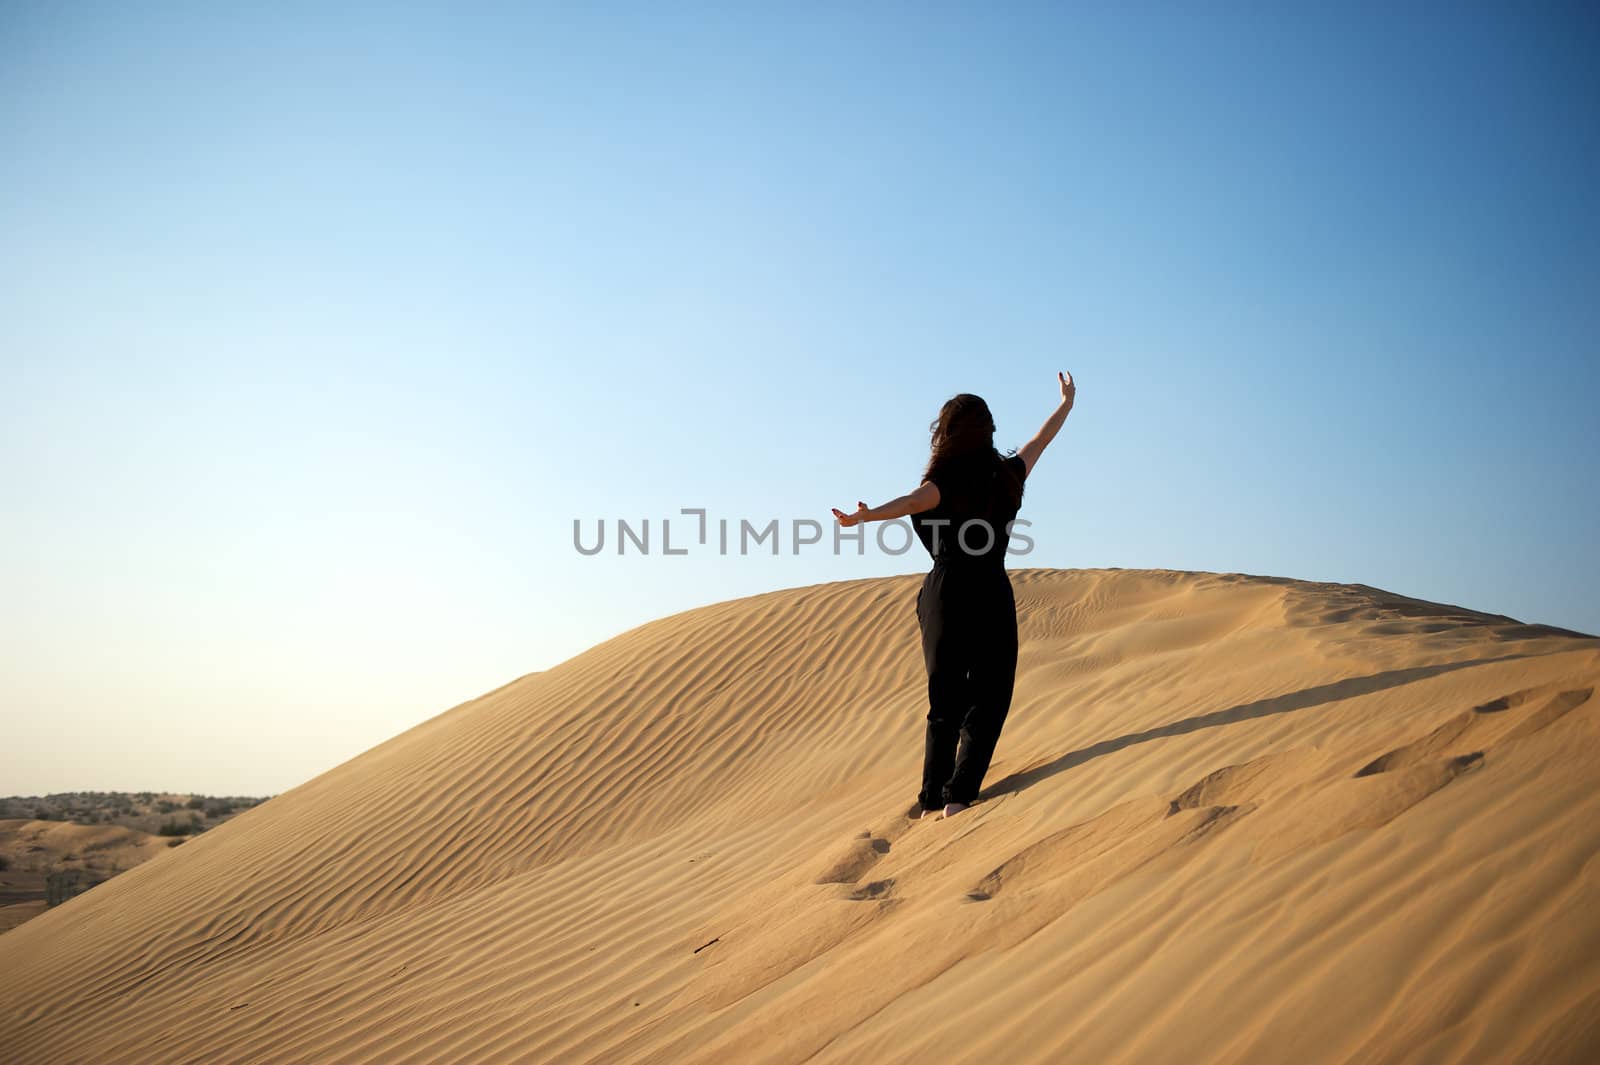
[831,481,940,527]
[1016,370,1076,478]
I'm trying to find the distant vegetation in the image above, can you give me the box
[0,790,278,931]
[158,814,204,837]
[45,868,83,907]
[0,790,274,830]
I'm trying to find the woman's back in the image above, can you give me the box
[911,450,1027,567]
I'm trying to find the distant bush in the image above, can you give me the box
[0,855,9,871]
[45,868,84,906]
[157,800,178,813]
[204,801,232,818]
[33,807,54,820]
[157,813,203,837]
[167,838,185,848]
[185,797,205,810]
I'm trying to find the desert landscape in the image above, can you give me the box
[1,567,1597,1064]
[0,793,269,933]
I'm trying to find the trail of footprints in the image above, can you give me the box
[694,681,1592,1006]
[809,681,1595,912]
[970,679,1592,898]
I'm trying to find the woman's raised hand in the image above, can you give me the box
[1059,370,1075,407]
[832,501,869,527]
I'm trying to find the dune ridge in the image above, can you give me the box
[2,568,1597,1064]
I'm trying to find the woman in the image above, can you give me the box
[833,371,1076,821]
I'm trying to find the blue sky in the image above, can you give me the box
[3,3,1596,796]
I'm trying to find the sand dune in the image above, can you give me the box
[2,568,1597,1064]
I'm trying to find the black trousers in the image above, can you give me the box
[915,561,1019,809]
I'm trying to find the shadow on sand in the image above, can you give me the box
[982,652,1552,800]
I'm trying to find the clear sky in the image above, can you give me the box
[4,3,1597,797]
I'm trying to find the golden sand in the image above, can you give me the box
[3,569,1596,1064]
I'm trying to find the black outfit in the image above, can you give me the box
[910,451,1027,810]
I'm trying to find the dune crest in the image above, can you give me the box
[3,568,1597,1064]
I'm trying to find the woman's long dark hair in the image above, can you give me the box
[922,393,1024,511]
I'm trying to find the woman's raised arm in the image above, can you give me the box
[1016,370,1075,478]
[832,481,940,527]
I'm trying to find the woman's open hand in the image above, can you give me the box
[832,501,869,527]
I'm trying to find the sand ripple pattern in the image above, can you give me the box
[2,568,1597,1064]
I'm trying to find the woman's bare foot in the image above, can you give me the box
[918,807,942,820]
[942,802,970,818]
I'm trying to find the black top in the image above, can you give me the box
[911,451,1027,568]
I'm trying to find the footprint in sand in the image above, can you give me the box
[1355,683,1592,777]
[813,834,892,885]
[1167,747,1322,817]
[1245,750,1486,863]
[965,795,1247,905]
[685,816,913,1009]
[847,878,896,901]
